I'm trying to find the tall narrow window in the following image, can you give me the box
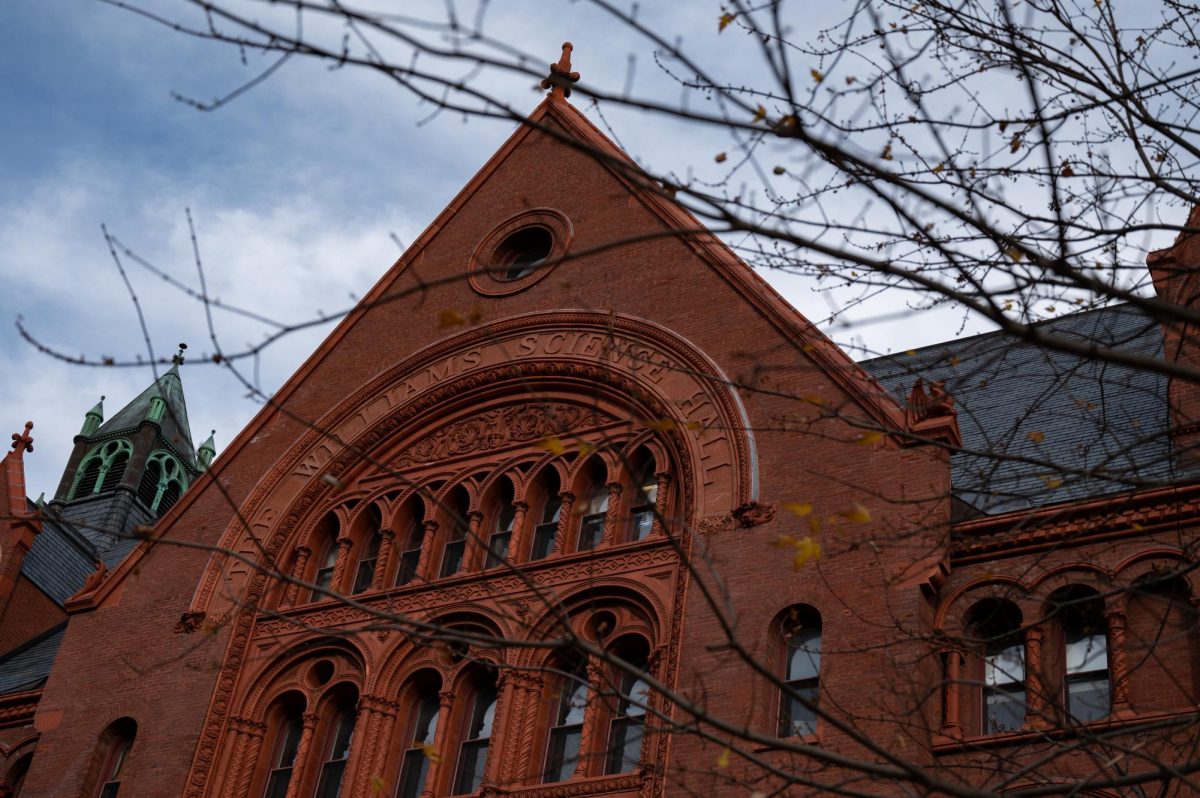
[440,489,470,578]
[1056,589,1110,723]
[94,719,136,798]
[970,600,1026,734]
[544,659,589,782]
[397,690,441,798]
[353,535,380,595]
[314,705,356,798]
[628,451,658,542]
[530,470,561,562]
[395,498,425,587]
[312,544,339,601]
[263,709,304,798]
[485,482,515,569]
[605,644,650,775]
[577,467,608,553]
[453,683,498,795]
[779,607,821,737]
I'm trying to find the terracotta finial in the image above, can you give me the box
[10,421,33,456]
[541,42,580,100]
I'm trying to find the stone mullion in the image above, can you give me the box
[601,482,623,546]
[480,671,514,790]
[232,719,266,798]
[328,537,354,594]
[420,690,457,798]
[415,520,439,581]
[651,472,672,536]
[463,511,485,571]
[552,491,576,555]
[507,502,529,565]
[575,659,607,778]
[280,546,311,608]
[348,695,398,798]
[504,672,543,784]
[941,650,963,736]
[371,530,395,590]
[1024,626,1048,728]
[1105,601,1132,713]
[283,712,320,798]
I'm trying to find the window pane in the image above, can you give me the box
[264,769,291,798]
[631,507,654,541]
[531,523,557,560]
[413,696,440,745]
[1065,633,1107,674]
[315,760,346,798]
[578,514,604,551]
[985,687,1026,733]
[276,716,303,767]
[396,550,420,586]
[786,629,821,681]
[441,541,465,577]
[99,784,121,798]
[779,683,818,737]
[453,740,488,795]
[353,559,376,594]
[485,532,510,568]
[544,726,582,782]
[468,688,497,739]
[397,749,430,798]
[985,642,1024,687]
[557,679,589,726]
[605,717,644,774]
[1067,675,1110,722]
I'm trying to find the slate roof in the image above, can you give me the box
[0,624,66,695]
[20,503,97,605]
[861,304,1175,514]
[96,364,197,468]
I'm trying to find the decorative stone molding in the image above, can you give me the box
[731,501,775,528]
[694,514,734,535]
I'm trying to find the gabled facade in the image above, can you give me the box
[1,46,1197,798]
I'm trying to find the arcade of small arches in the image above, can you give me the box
[271,436,674,611]
[936,558,1200,740]
[66,439,189,515]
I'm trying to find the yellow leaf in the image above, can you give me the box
[438,308,467,329]
[801,394,824,406]
[538,436,567,455]
[1027,431,1045,444]
[577,441,598,456]
[419,741,443,763]
[753,104,767,122]
[782,502,813,517]
[881,144,894,161]
[932,161,945,174]
[716,746,731,768]
[856,430,884,446]
[1006,247,1023,262]
[1042,476,1063,489]
[369,775,386,794]
[684,420,704,431]
[718,12,736,31]
[1010,134,1022,153]
[810,68,824,83]
[769,534,798,550]
[644,418,677,433]
[842,502,871,523]
[1130,522,1144,531]
[715,151,728,163]
[791,537,822,569]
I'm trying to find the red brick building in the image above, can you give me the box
[0,47,1197,798]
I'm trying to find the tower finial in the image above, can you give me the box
[541,42,580,100]
[10,421,33,457]
[172,342,188,366]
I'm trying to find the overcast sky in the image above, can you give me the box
[1,1,1158,498]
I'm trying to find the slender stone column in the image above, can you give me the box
[1024,627,1048,728]
[416,520,439,581]
[651,472,672,536]
[349,695,399,798]
[504,672,544,783]
[941,650,963,736]
[230,717,267,798]
[552,491,576,555]
[329,537,354,593]
[507,501,529,565]
[575,659,606,778]
[280,546,311,608]
[283,712,320,798]
[464,511,485,571]
[601,482,624,546]
[480,672,513,789]
[1105,602,1132,713]
[371,531,395,590]
[419,690,457,798]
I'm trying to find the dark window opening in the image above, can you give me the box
[494,226,553,282]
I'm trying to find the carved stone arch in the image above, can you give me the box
[1114,548,1198,597]
[1029,564,1115,608]
[239,638,369,722]
[373,639,453,698]
[378,486,428,531]
[517,581,667,669]
[621,432,670,473]
[476,466,522,508]
[936,576,1032,635]
[520,456,571,506]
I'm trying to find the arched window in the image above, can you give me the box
[262,697,304,798]
[576,459,608,552]
[314,697,356,798]
[484,480,516,569]
[397,679,441,798]
[1049,588,1109,723]
[8,753,32,797]
[310,513,340,602]
[544,657,589,783]
[394,497,425,587]
[604,639,650,775]
[352,505,384,595]
[968,599,1026,734]
[627,448,658,542]
[440,487,470,578]
[529,469,561,562]
[778,606,821,738]
[69,439,133,499]
[452,678,498,795]
[137,451,188,514]
[94,718,136,798]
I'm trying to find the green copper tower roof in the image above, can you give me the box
[94,360,196,468]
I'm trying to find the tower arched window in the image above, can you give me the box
[310,513,340,602]
[544,657,589,783]
[627,448,658,542]
[137,451,187,514]
[69,439,133,499]
[529,469,561,562]
[93,718,136,798]
[1050,588,1110,723]
[484,480,516,569]
[262,696,304,798]
[604,639,651,775]
[576,459,608,552]
[453,678,498,795]
[314,697,357,798]
[967,599,1026,734]
[440,487,470,578]
[352,505,384,595]
[778,606,821,738]
[397,679,441,798]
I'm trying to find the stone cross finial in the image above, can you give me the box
[10,421,33,456]
[541,42,580,100]
[172,342,188,366]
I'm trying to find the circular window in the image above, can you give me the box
[306,659,335,687]
[469,208,573,296]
